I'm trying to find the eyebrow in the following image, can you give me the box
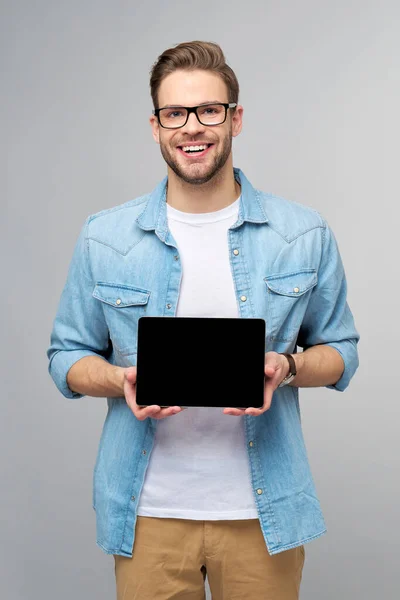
[161,100,224,108]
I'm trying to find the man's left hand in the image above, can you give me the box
[223,352,290,417]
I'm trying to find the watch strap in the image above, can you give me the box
[281,353,297,376]
[278,353,297,387]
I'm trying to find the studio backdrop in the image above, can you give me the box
[1,1,399,599]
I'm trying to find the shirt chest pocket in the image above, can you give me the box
[92,282,150,356]
[264,269,317,342]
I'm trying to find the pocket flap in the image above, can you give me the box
[264,269,317,297]
[93,282,150,307]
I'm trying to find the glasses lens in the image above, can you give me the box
[159,108,188,128]
[197,104,226,125]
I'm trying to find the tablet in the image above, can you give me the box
[136,316,266,409]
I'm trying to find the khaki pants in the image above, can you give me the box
[114,516,305,600]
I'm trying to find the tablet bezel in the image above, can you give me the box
[136,316,266,409]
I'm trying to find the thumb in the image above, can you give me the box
[125,366,137,381]
[264,364,275,375]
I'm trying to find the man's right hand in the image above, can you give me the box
[123,366,183,420]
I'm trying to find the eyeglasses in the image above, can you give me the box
[153,102,237,129]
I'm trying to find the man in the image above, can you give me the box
[47,41,359,600]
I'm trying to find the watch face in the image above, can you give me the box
[279,374,295,388]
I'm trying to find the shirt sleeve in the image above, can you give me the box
[297,220,360,391]
[46,217,111,399]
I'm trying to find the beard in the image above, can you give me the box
[159,129,232,185]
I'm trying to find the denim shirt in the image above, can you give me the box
[47,167,359,556]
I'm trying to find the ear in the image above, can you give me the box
[231,105,243,138]
[149,114,160,144]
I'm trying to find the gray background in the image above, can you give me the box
[1,0,399,598]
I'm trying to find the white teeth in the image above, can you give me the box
[182,144,209,152]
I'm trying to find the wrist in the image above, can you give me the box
[292,353,304,381]
[111,366,126,396]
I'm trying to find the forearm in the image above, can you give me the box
[290,345,345,388]
[66,356,125,397]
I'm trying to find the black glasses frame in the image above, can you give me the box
[153,102,237,129]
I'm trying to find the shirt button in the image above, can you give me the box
[116,299,121,305]
[233,249,239,256]
[293,287,299,293]
[249,441,254,447]
[166,303,172,309]
[256,488,263,495]
[174,255,179,261]
[240,295,247,302]
[131,495,136,501]
[142,450,146,455]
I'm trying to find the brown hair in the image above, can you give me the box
[149,41,239,109]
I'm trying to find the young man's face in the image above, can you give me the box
[150,69,243,185]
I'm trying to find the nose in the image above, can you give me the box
[182,110,206,136]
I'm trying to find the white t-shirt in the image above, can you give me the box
[137,197,259,520]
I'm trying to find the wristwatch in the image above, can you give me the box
[278,353,297,387]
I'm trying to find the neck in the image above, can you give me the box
[165,157,241,213]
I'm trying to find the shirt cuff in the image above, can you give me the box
[324,340,359,392]
[48,349,101,399]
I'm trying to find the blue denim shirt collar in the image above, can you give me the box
[136,167,269,241]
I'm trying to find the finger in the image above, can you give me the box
[123,378,137,407]
[152,406,182,419]
[223,407,246,416]
[263,382,275,410]
[123,374,144,417]
[243,384,274,417]
[136,405,183,421]
[133,405,158,420]
[264,389,273,411]
[245,407,263,416]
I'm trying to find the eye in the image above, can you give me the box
[202,107,218,115]
[167,110,184,118]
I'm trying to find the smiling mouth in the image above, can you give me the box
[177,143,214,157]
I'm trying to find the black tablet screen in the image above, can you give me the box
[136,317,266,409]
